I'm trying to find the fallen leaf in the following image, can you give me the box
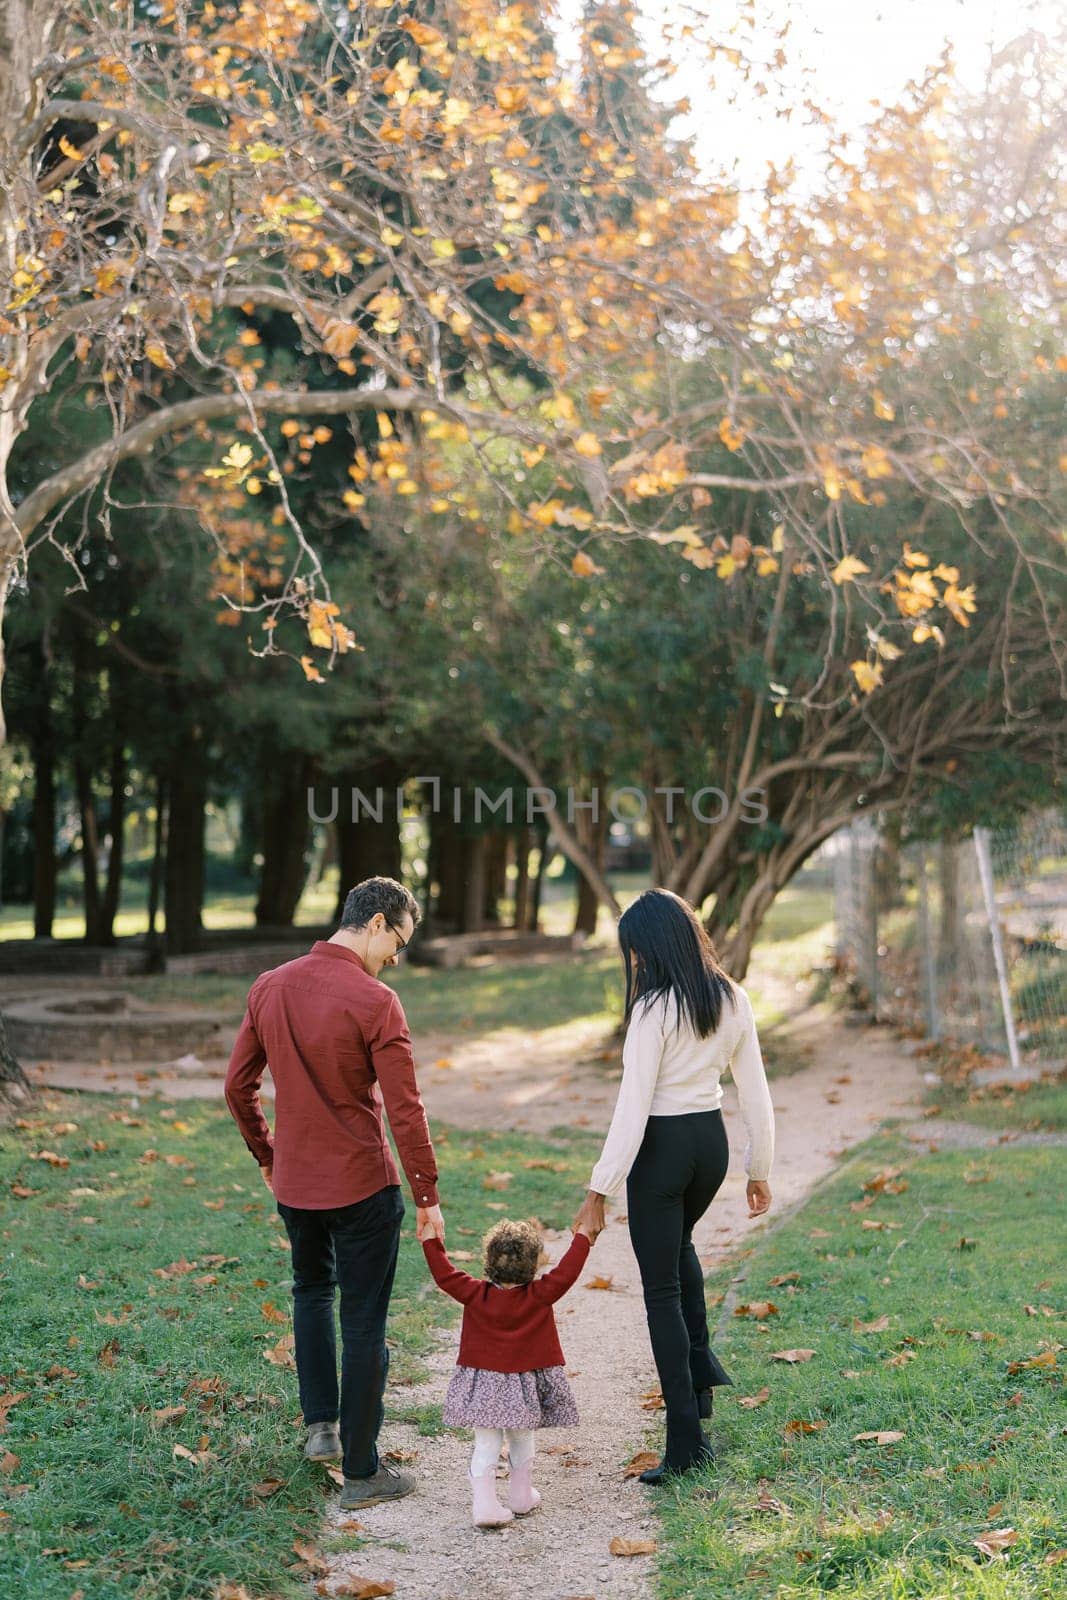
[784,1419,827,1435]
[152,1406,187,1428]
[1006,1349,1059,1374]
[735,1301,779,1320]
[972,1527,1018,1558]
[251,1478,284,1498]
[97,1339,121,1368]
[326,1466,345,1486]
[854,1315,891,1334]
[213,1583,254,1600]
[609,1537,658,1556]
[853,1430,905,1445]
[958,1237,979,1251]
[482,1171,513,1190]
[10,1185,38,1199]
[585,1276,616,1291]
[639,1388,664,1410]
[317,1581,396,1599]
[768,1272,801,1287]
[862,1167,907,1194]
[622,1451,660,1478]
[0,1452,20,1475]
[293,1540,330,1574]
[886,1350,916,1367]
[263,1335,296,1369]
[771,1349,815,1364]
[1043,1550,1067,1566]
[261,1301,288,1324]
[738,1387,771,1409]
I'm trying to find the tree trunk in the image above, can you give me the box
[72,655,102,945]
[938,840,961,968]
[332,762,404,923]
[31,639,56,939]
[99,721,127,945]
[164,733,207,955]
[513,825,530,930]
[572,777,610,936]
[461,832,487,933]
[483,830,508,925]
[431,807,464,928]
[147,773,165,938]
[256,753,314,926]
[528,821,552,932]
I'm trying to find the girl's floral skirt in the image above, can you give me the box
[443,1364,579,1430]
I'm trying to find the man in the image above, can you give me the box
[224,876,444,1510]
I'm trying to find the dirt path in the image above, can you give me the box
[317,995,926,1600]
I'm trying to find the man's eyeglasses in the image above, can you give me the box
[386,921,409,956]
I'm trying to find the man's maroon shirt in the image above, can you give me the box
[224,940,439,1210]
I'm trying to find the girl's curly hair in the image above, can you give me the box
[482,1218,544,1286]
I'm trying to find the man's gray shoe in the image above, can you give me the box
[304,1422,342,1461]
[339,1462,416,1509]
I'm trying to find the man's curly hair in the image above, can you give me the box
[482,1218,544,1286]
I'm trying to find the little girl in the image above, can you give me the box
[420,1215,593,1527]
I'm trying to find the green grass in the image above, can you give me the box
[0,1093,600,1600]
[654,1130,1067,1600]
[916,1044,1067,1133]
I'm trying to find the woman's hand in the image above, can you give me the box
[573,1191,606,1241]
[746,1180,772,1218]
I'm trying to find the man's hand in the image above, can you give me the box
[573,1190,606,1242]
[747,1179,772,1218]
[416,1203,445,1244]
[260,1163,274,1196]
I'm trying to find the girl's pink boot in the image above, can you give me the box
[471,1470,514,1528]
[509,1462,541,1515]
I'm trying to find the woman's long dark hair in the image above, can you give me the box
[618,888,735,1037]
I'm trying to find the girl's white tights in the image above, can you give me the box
[471,1426,535,1476]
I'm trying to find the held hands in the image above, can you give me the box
[572,1190,606,1242]
[416,1204,445,1245]
[747,1179,772,1218]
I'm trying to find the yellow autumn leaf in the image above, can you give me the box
[431,237,456,258]
[716,553,737,580]
[902,543,929,567]
[823,468,843,501]
[831,554,870,585]
[850,659,884,694]
[571,551,601,577]
[376,412,394,439]
[871,635,903,660]
[58,135,85,161]
[442,97,472,128]
[246,142,284,164]
[300,656,325,684]
[719,417,745,452]
[861,445,893,479]
[756,555,779,576]
[574,432,601,457]
[322,320,359,358]
[942,583,977,627]
[873,391,895,421]
[771,523,785,552]
[912,623,945,645]
[380,226,404,247]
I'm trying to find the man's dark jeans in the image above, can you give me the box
[277,1184,404,1480]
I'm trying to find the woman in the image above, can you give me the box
[574,888,774,1483]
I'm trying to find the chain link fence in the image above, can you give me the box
[826,811,1067,1069]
